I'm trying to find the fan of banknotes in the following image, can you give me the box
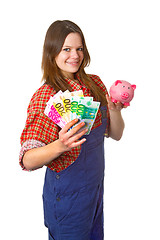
[44,90,100,135]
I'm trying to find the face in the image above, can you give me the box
[55,33,84,79]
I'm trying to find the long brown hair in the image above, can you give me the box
[41,20,107,105]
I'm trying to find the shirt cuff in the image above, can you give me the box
[19,140,46,171]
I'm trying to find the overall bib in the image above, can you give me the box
[43,106,107,240]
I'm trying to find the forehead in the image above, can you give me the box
[63,32,83,46]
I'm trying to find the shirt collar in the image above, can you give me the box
[64,73,91,96]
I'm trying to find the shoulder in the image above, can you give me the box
[88,74,108,94]
[88,74,101,81]
[27,84,56,114]
[30,84,55,102]
[21,84,59,145]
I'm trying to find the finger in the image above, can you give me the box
[107,99,116,110]
[116,101,123,110]
[60,118,79,134]
[123,105,128,108]
[66,121,86,139]
[106,94,112,103]
[114,101,126,111]
[69,137,87,148]
[65,127,88,146]
[106,94,117,110]
[59,120,86,143]
[106,94,109,101]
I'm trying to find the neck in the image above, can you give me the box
[62,71,74,80]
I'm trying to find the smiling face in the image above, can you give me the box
[55,33,84,79]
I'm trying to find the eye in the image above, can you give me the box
[122,85,125,88]
[128,87,130,89]
[63,48,70,52]
[77,47,83,51]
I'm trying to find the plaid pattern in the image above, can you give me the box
[20,74,110,172]
[19,140,46,170]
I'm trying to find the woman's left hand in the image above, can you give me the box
[106,94,127,112]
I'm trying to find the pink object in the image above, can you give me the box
[109,80,136,106]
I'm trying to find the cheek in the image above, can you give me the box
[81,51,84,58]
[55,53,67,67]
[79,52,84,62]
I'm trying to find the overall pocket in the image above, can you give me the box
[55,190,80,223]
[43,195,56,226]
[55,187,94,234]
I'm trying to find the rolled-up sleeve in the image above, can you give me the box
[19,140,46,170]
[19,85,59,170]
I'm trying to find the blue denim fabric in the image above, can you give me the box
[43,106,108,240]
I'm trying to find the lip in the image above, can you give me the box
[66,61,80,66]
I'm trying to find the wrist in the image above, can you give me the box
[54,139,68,155]
[109,109,122,117]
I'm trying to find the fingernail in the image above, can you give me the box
[80,121,85,126]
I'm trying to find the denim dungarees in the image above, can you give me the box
[43,106,108,240]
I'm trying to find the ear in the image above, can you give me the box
[131,84,136,90]
[115,80,122,86]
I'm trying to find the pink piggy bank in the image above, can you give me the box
[109,80,136,106]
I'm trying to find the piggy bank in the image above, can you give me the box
[109,80,136,106]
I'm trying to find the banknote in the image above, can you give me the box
[59,90,84,122]
[44,90,100,135]
[70,96,100,134]
[44,91,67,128]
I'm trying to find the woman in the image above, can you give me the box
[19,20,125,240]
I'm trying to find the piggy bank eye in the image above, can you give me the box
[122,85,125,88]
[128,87,130,89]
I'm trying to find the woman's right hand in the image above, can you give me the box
[58,119,88,152]
[22,119,88,171]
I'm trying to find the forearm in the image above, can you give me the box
[22,119,87,171]
[109,110,125,141]
[23,139,64,171]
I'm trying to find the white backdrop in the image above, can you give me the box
[0,0,160,239]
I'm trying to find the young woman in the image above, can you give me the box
[19,20,125,240]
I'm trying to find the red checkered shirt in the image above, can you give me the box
[19,74,110,172]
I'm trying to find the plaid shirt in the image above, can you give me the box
[19,74,110,172]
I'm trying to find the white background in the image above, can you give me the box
[0,0,160,239]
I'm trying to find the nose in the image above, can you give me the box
[121,92,129,100]
[71,49,79,59]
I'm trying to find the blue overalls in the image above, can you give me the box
[43,106,108,240]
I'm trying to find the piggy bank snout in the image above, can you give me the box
[121,92,130,100]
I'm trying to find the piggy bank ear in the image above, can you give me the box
[115,80,122,86]
[131,84,136,90]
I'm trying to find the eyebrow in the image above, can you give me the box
[63,45,83,48]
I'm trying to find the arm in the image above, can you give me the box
[23,119,87,171]
[106,95,125,141]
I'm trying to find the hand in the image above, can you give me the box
[58,119,88,152]
[106,94,127,112]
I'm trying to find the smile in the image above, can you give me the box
[66,61,79,66]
